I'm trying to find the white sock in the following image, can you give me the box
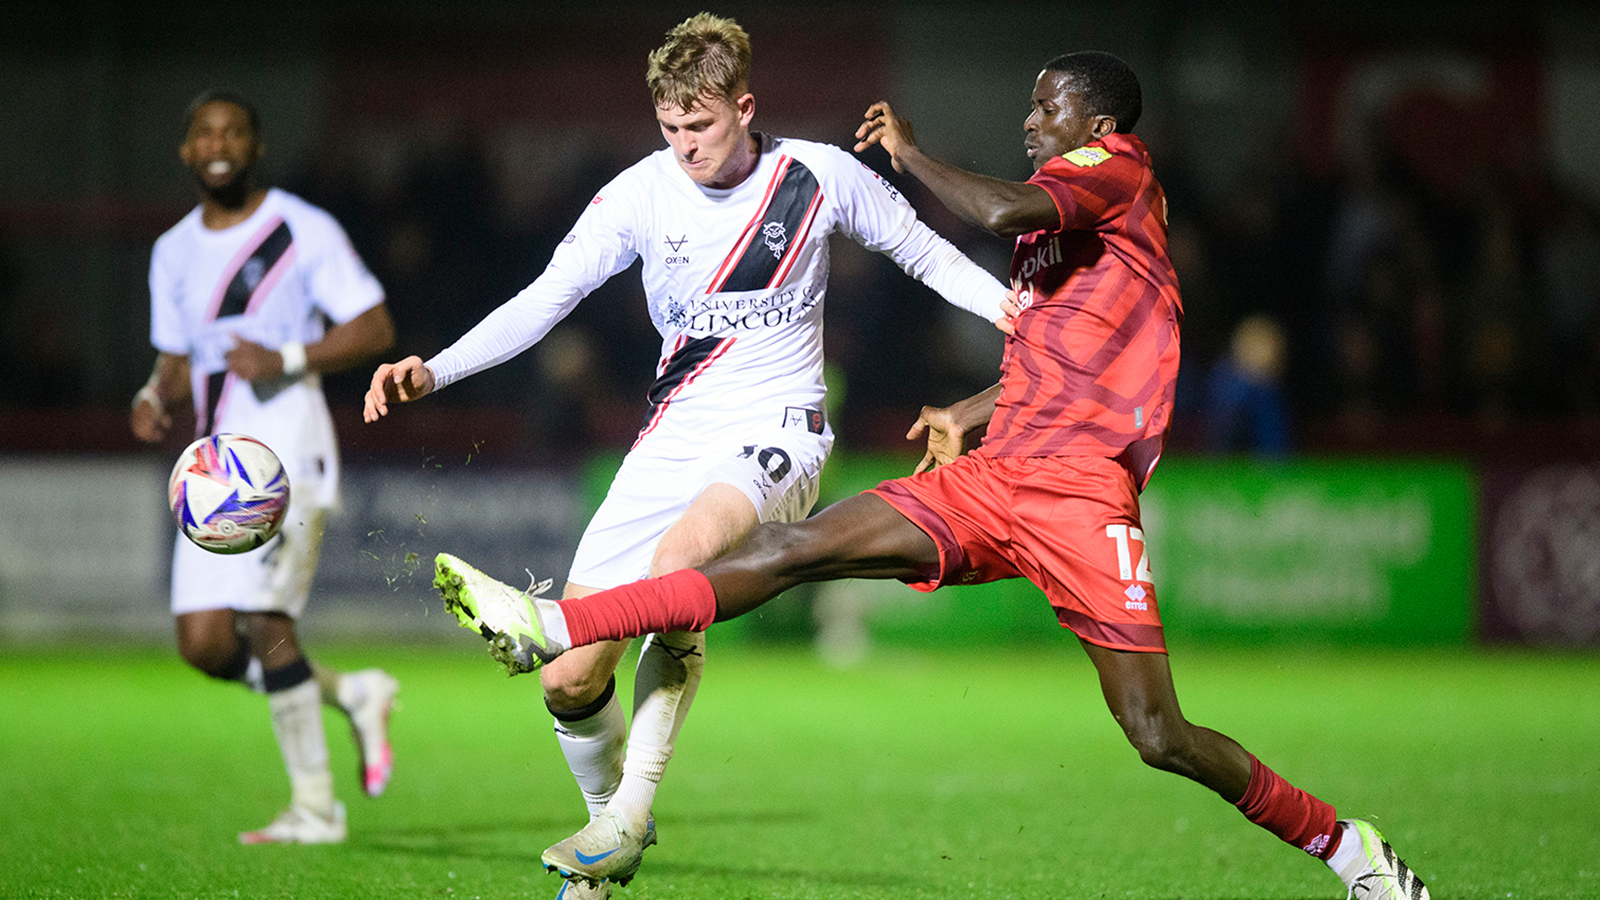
[534,598,571,650]
[552,686,627,819]
[1327,821,1362,883]
[244,657,266,694]
[267,680,335,817]
[610,631,703,833]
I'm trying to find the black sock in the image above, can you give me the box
[548,675,617,722]
[262,656,314,693]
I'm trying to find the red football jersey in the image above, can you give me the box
[976,132,1182,491]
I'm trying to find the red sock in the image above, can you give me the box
[1233,755,1342,859]
[559,569,719,646]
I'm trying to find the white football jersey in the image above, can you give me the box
[149,188,385,508]
[426,133,1006,454]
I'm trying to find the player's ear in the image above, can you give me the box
[1092,114,1117,139]
[736,92,755,128]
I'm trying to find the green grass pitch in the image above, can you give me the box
[1,640,1596,899]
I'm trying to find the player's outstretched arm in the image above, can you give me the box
[906,383,1002,474]
[855,101,1057,237]
[363,356,436,422]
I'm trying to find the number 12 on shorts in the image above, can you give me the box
[1105,524,1151,582]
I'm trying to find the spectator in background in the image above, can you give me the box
[1203,314,1291,457]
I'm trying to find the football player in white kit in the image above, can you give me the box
[131,91,401,845]
[364,14,1007,897]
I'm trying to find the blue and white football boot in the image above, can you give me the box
[543,811,658,887]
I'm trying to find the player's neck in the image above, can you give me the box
[199,187,269,231]
[709,133,762,190]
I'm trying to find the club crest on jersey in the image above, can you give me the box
[761,221,788,259]
[242,258,266,291]
[1063,146,1112,167]
[784,406,825,435]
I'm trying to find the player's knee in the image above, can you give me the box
[652,545,704,578]
[744,519,831,576]
[177,630,246,679]
[1122,717,1196,774]
[541,663,615,712]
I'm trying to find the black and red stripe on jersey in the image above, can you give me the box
[633,334,737,448]
[706,156,824,294]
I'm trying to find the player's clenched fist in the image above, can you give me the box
[363,356,435,422]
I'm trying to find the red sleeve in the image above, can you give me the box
[1027,145,1141,233]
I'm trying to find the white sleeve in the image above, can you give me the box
[425,182,641,390]
[149,238,189,355]
[302,209,385,323]
[833,154,1007,322]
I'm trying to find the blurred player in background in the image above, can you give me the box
[130,90,401,845]
[435,52,1431,900]
[365,12,1007,897]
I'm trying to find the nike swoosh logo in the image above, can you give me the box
[575,847,618,865]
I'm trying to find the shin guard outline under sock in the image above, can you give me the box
[549,676,627,819]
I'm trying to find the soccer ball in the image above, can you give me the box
[168,433,290,554]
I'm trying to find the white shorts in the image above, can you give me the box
[170,484,329,618]
[567,423,831,590]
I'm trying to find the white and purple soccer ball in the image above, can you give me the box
[168,433,290,554]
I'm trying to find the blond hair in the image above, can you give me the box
[646,12,751,111]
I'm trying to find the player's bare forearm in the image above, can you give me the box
[906,384,1001,474]
[895,146,1058,237]
[946,383,1002,436]
[308,304,397,374]
[855,100,1057,237]
[225,306,394,381]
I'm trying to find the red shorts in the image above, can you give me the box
[868,453,1166,653]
